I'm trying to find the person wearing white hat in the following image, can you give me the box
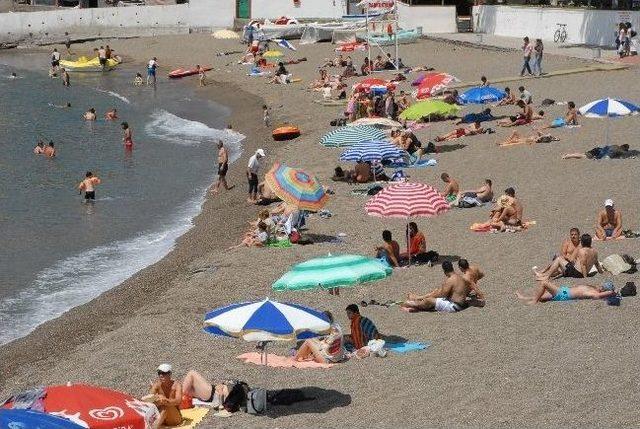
[596,199,622,240]
[246,148,265,203]
[149,363,182,428]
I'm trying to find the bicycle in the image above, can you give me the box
[554,23,568,43]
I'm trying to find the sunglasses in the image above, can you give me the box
[157,371,171,376]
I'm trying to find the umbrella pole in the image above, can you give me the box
[406,221,411,265]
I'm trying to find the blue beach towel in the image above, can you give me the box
[388,158,437,169]
[385,341,431,353]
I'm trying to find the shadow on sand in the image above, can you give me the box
[267,387,351,418]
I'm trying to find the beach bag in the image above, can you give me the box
[246,388,267,415]
[367,185,383,195]
[267,389,310,406]
[601,254,632,275]
[223,381,250,413]
[622,255,637,273]
[621,282,637,297]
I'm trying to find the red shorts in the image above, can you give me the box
[455,128,466,138]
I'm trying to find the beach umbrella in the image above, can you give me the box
[263,50,284,58]
[339,140,405,163]
[578,98,640,117]
[0,409,84,429]
[458,86,506,104]
[415,72,460,99]
[3,384,159,429]
[264,162,328,211]
[320,125,387,148]
[352,77,396,92]
[273,254,392,292]
[365,182,450,262]
[398,100,461,121]
[204,298,330,342]
[348,117,402,128]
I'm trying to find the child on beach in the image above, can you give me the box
[134,72,144,86]
[231,221,270,248]
[263,105,270,127]
[197,64,207,87]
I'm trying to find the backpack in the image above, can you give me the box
[246,388,267,415]
[267,389,311,406]
[621,282,637,297]
[222,381,250,413]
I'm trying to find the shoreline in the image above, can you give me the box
[0,46,275,385]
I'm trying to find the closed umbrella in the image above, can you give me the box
[365,182,450,262]
[264,162,328,211]
[398,100,461,121]
[0,409,84,429]
[320,125,387,148]
[458,86,506,104]
[273,254,392,292]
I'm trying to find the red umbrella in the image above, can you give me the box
[5,384,159,429]
[352,78,396,93]
[365,183,450,261]
[415,73,459,100]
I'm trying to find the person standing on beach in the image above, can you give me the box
[65,32,72,56]
[61,68,70,87]
[521,37,533,77]
[147,57,158,86]
[51,48,61,71]
[213,140,233,195]
[98,46,107,70]
[197,65,207,87]
[78,171,101,202]
[533,39,544,76]
[121,122,134,151]
[263,105,270,127]
[246,148,265,203]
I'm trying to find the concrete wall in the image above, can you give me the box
[250,0,345,20]
[473,5,639,46]
[0,0,234,43]
[397,3,457,33]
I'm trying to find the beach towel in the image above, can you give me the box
[470,221,536,232]
[386,341,431,353]
[267,239,292,248]
[388,158,437,168]
[174,407,209,429]
[350,315,379,350]
[237,352,335,369]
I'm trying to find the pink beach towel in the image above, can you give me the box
[237,352,335,369]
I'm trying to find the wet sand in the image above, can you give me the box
[1,35,640,428]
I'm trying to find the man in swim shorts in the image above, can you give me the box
[78,171,101,201]
[535,233,603,280]
[596,199,622,240]
[213,140,233,195]
[516,280,615,304]
[147,57,158,86]
[560,227,581,260]
[440,173,460,204]
[401,260,485,313]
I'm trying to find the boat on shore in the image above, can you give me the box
[59,56,122,72]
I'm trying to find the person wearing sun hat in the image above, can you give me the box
[596,199,622,240]
[148,363,182,427]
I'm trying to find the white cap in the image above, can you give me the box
[604,199,614,207]
[256,148,265,157]
[157,363,172,373]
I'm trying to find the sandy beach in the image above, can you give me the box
[2,34,640,428]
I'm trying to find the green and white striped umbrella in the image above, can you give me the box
[320,125,388,148]
[273,253,392,292]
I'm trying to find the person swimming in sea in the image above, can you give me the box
[33,141,45,154]
[43,141,56,157]
[105,108,118,120]
[122,122,133,150]
[78,171,101,201]
[84,108,97,121]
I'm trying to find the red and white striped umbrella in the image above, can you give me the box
[365,182,450,218]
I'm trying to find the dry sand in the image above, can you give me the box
[2,34,640,428]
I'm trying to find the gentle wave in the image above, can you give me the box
[96,88,131,104]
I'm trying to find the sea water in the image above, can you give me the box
[0,59,244,345]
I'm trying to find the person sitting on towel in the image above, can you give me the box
[295,311,345,363]
[596,199,623,240]
[516,280,615,304]
[149,364,182,427]
[401,260,484,313]
[455,178,493,206]
[534,233,603,281]
[560,227,582,260]
[375,230,400,267]
[344,304,380,349]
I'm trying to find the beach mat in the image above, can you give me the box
[470,220,536,232]
[386,341,431,353]
[237,352,335,369]
[175,407,209,429]
[388,158,437,168]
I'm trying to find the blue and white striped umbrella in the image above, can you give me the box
[579,98,640,117]
[340,140,406,163]
[204,298,330,342]
[320,125,387,148]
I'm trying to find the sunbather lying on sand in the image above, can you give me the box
[562,144,636,159]
[182,370,231,408]
[516,280,615,305]
[435,121,484,142]
[498,130,559,146]
[401,260,485,313]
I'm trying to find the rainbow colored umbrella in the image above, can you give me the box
[265,162,328,211]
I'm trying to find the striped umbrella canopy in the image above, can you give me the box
[399,100,461,121]
[204,298,330,341]
[365,182,450,218]
[340,139,405,163]
[415,72,460,99]
[458,86,506,104]
[265,162,328,211]
[320,125,387,148]
[273,253,392,292]
[579,98,640,117]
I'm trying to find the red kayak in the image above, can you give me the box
[168,66,212,79]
